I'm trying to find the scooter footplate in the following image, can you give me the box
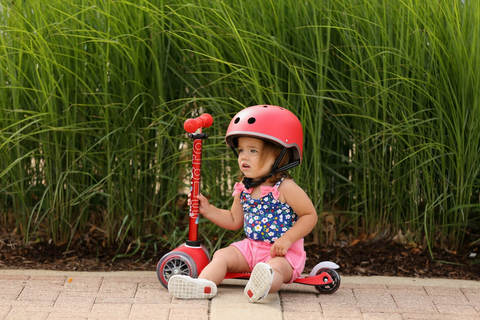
[294,273,333,286]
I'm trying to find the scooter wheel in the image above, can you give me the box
[157,251,198,289]
[314,268,341,294]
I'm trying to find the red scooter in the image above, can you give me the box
[156,113,341,294]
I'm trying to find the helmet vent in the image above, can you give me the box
[247,117,256,124]
[234,117,240,124]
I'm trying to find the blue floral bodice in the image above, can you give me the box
[238,178,298,243]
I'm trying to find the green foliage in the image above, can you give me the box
[1,0,479,255]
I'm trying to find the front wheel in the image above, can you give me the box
[314,268,341,294]
[157,251,198,289]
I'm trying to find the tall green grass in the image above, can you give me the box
[323,0,480,252]
[1,0,479,255]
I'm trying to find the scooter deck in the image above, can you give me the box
[224,271,335,286]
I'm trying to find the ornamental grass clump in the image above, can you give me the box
[1,0,478,256]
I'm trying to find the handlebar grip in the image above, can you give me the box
[184,113,213,133]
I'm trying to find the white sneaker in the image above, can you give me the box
[168,275,217,299]
[244,262,274,303]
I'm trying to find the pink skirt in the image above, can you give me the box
[231,238,306,283]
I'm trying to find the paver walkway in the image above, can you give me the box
[1,270,479,319]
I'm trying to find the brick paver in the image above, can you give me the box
[0,271,479,319]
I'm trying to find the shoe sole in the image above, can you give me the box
[244,262,274,302]
[168,275,217,299]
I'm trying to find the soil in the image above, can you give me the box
[1,229,479,280]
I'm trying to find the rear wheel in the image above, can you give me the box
[314,268,341,294]
[157,251,198,289]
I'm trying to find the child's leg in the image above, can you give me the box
[199,246,250,285]
[168,246,249,299]
[266,257,293,293]
[244,257,292,303]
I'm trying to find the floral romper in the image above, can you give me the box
[238,178,299,243]
[231,178,307,282]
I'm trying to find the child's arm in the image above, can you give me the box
[270,179,318,257]
[191,193,244,230]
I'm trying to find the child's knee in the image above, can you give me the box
[212,247,233,260]
[267,258,293,283]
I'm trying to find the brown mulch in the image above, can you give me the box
[1,230,479,280]
[307,241,479,280]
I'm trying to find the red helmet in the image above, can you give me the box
[225,105,303,164]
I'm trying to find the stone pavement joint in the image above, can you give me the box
[0,270,479,320]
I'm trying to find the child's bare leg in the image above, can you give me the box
[168,246,248,299]
[266,257,293,293]
[244,257,293,302]
[199,246,249,285]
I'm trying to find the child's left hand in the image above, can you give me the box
[270,237,293,257]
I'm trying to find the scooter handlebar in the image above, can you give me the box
[184,113,213,133]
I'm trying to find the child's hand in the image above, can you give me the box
[270,236,293,257]
[187,192,211,216]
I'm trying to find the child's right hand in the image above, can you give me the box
[187,192,211,216]
[186,192,243,230]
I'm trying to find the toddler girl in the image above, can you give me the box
[168,105,318,302]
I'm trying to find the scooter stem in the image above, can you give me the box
[184,114,213,246]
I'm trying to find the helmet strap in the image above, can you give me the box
[271,147,287,173]
[242,176,270,189]
[231,147,238,158]
[273,160,300,173]
[241,147,298,189]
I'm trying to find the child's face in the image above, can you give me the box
[237,137,274,181]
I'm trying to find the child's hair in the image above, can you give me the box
[237,137,292,183]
